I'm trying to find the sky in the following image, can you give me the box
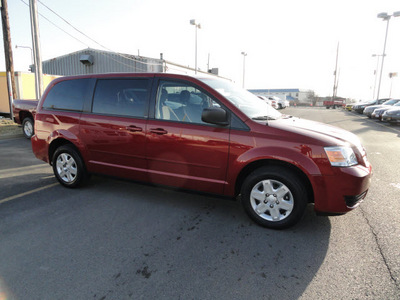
[1,0,400,101]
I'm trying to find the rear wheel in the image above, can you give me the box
[22,117,34,139]
[52,145,87,188]
[241,166,307,229]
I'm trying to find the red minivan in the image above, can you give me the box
[32,73,372,229]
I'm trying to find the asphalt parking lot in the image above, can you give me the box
[0,107,399,299]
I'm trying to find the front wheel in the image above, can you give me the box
[52,145,87,188]
[241,166,307,229]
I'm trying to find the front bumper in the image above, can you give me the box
[311,164,372,214]
[383,115,400,123]
[353,107,365,114]
[364,110,373,117]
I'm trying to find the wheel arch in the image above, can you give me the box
[19,111,33,123]
[48,138,81,166]
[235,159,314,204]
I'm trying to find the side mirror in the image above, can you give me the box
[201,107,229,126]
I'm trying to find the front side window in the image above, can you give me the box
[155,80,218,124]
[92,79,150,118]
[43,79,89,111]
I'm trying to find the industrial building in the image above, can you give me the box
[42,48,163,75]
[41,48,221,78]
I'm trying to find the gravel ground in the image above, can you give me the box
[0,117,21,137]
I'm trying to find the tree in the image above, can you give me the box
[306,90,317,106]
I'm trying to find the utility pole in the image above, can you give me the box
[1,0,17,118]
[29,0,43,99]
[332,42,339,100]
[241,52,247,88]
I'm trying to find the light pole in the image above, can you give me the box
[376,11,400,100]
[241,51,247,88]
[190,19,201,74]
[15,45,34,66]
[372,54,385,99]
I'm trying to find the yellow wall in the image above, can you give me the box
[0,72,60,114]
[0,73,10,114]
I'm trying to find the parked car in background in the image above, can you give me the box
[257,96,288,109]
[364,99,400,118]
[372,101,400,120]
[345,103,354,111]
[382,106,400,124]
[276,97,290,109]
[257,95,278,109]
[12,99,39,139]
[31,73,372,229]
[353,98,390,114]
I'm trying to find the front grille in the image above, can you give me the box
[344,191,368,208]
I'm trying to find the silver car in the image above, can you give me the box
[382,106,400,124]
[363,99,400,118]
[372,102,400,120]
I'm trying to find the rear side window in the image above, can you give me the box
[43,79,90,111]
[92,79,150,118]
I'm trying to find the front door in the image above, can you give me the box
[145,79,230,194]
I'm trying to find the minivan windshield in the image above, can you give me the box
[200,78,282,120]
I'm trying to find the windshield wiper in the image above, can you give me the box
[252,116,277,121]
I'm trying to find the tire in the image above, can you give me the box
[22,117,34,139]
[52,145,87,188]
[241,166,307,229]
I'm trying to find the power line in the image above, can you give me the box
[19,0,88,46]
[21,0,163,67]
[37,0,109,50]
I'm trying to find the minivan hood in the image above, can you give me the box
[269,117,361,148]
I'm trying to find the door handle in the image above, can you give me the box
[150,128,168,135]
[126,125,143,132]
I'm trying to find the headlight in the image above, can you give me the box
[324,146,358,167]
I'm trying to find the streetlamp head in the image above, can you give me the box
[377,12,389,20]
[394,11,400,17]
[241,52,247,56]
[190,19,200,28]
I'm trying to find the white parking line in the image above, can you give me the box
[0,164,52,179]
[0,183,59,205]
